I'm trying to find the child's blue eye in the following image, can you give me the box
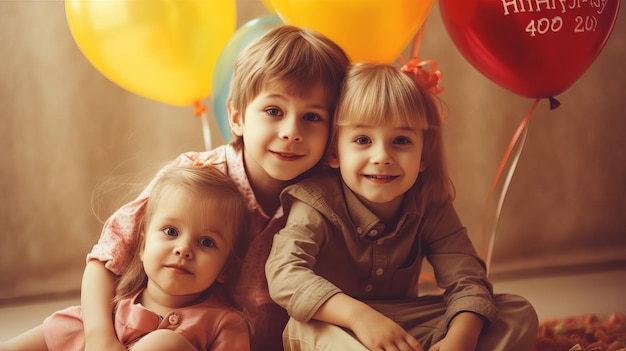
[266,108,282,117]
[303,113,321,122]
[163,227,178,237]
[354,136,371,144]
[394,137,411,145]
[200,237,216,248]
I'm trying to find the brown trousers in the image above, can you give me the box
[283,294,538,351]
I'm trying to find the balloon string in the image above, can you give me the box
[482,98,540,276]
[413,36,434,288]
[410,18,428,58]
[414,26,436,283]
[195,100,213,151]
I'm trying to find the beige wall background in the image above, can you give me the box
[1,1,624,302]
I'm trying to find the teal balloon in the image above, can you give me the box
[212,15,283,141]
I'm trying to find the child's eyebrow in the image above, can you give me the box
[308,104,329,112]
[263,93,289,101]
[394,125,416,132]
[203,228,225,239]
[349,124,414,131]
[264,93,329,111]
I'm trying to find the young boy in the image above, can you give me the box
[81,25,350,351]
[266,62,538,351]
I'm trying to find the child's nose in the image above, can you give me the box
[174,246,193,259]
[279,118,303,142]
[371,144,393,165]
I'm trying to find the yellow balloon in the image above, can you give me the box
[65,0,236,106]
[261,0,276,13]
[270,0,434,63]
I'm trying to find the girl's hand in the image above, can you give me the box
[350,308,423,351]
[313,293,423,351]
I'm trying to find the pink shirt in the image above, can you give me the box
[42,291,249,351]
[88,144,289,350]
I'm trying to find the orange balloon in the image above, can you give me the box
[270,0,434,63]
[65,0,236,106]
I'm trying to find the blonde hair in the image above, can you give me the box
[333,62,453,206]
[227,25,350,147]
[114,165,248,309]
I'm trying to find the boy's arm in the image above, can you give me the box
[313,293,423,351]
[428,312,484,351]
[425,204,499,325]
[81,260,126,351]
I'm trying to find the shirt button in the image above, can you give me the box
[365,284,373,292]
[356,227,363,234]
[168,313,180,326]
[376,268,384,276]
[368,229,378,237]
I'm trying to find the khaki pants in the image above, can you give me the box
[283,294,538,351]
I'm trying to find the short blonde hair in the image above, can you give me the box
[227,25,350,146]
[333,62,453,205]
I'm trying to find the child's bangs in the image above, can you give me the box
[337,78,429,131]
[266,55,338,103]
[194,188,243,223]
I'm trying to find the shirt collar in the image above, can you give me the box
[341,181,421,240]
[226,145,284,220]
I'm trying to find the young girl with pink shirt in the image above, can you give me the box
[1,165,250,351]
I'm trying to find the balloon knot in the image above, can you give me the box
[194,101,207,117]
[548,96,561,110]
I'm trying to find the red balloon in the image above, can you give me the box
[440,0,620,98]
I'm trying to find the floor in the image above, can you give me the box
[492,268,626,320]
[1,268,625,343]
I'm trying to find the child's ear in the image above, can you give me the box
[327,152,340,169]
[217,269,228,284]
[419,158,426,172]
[227,100,244,137]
